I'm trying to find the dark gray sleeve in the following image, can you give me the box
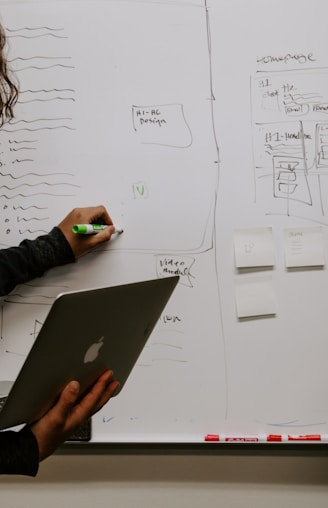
[0,425,39,476]
[0,227,75,296]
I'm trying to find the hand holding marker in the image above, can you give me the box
[73,224,124,235]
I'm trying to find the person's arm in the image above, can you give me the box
[0,227,74,296]
[0,426,39,476]
[0,205,117,474]
[0,370,119,476]
[0,205,115,296]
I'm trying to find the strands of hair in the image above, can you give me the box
[0,24,18,127]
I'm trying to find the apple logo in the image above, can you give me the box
[84,336,104,364]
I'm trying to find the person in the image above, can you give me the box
[0,24,120,475]
[0,205,116,296]
[0,206,120,476]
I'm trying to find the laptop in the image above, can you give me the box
[0,275,179,431]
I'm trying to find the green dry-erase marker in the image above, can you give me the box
[72,224,123,235]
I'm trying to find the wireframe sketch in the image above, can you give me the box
[252,65,328,222]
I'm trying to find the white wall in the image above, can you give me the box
[1,451,328,507]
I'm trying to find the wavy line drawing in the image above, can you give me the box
[11,159,34,164]
[3,299,52,307]
[16,216,49,222]
[265,143,300,151]
[0,182,79,190]
[7,292,54,300]
[2,126,76,132]
[19,97,75,104]
[15,64,74,72]
[0,171,74,179]
[13,205,47,210]
[283,93,322,105]
[10,147,37,151]
[18,88,76,104]
[0,192,76,199]
[9,139,37,144]
[5,27,65,33]
[152,342,183,350]
[10,56,72,62]
[1,180,79,189]
[24,282,70,289]
[20,88,75,94]
[7,33,68,40]
[9,118,73,125]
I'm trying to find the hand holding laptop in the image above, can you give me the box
[30,369,120,461]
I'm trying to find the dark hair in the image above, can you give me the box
[0,24,18,127]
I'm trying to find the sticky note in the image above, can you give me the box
[234,275,277,318]
[234,227,275,268]
[284,227,325,268]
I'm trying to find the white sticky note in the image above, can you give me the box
[284,227,325,268]
[234,275,277,318]
[234,227,275,268]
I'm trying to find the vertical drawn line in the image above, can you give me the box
[318,174,325,216]
[272,153,276,205]
[299,120,313,206]
[300,120,308,175]
[250,75,257,204]
[204,0,229,420]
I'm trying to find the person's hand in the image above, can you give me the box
[57,205,115,258]
[30,370,120,462]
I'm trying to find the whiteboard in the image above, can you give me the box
[1,0,328,444]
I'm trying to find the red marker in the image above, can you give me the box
[287,434,321,441]
[267,434,282,442]
[204,434,260,442]
[224,436,259,443]
[204,433,324,443]
[204,434,220,442]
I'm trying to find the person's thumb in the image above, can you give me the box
[55,380,80,418]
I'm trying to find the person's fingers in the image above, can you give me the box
[84,224,115,246]
[30,372,119,462]
[89,205,113,226]
[72,371,120,419]
[50,380,81,421]
[30,380,81,461]
[90,379,120,414]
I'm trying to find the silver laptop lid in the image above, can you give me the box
[0,276,179,430]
